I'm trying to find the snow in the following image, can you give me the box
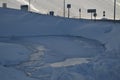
[92,50,120,80]
[0,65,38,80]
[0,8,120,80]
[50,58,90,67]
[0,42,31,65]
[0,0,120,19]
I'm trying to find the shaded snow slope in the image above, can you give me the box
[0,36,104,80]
[0,8,120,80]
[0,65,38,80]
[0,42,31,65]
[0,8,120,51]
[0,0,120,19]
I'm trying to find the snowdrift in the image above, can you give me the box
[0,8,120,80]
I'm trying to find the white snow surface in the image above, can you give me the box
[50,58,90,67]
[0,8,120,80]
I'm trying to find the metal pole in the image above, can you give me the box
[91,13,93,20]
[29,0,31,11]
[79,9,81,19]
[63,0,65,17]
[67,4,71,18]
[114,0,116,21]
[79,12,81,19]
[68,8,70,18]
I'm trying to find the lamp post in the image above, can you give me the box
[114,0,116,21]
[63,0,65,17]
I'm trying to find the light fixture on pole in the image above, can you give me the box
[114,0,116,21]
[103,11,106,19]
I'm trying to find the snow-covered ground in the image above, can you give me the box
[0,0,120,19]
[0,8,120,80]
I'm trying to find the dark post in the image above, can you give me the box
[114,0,116,21]
[79,8,81,19]
[2,3,7,8]
[63,0,66,17]
[67,4,71,18]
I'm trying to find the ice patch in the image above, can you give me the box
[50,58,90,67]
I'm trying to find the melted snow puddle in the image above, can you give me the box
[50,58,90,67]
